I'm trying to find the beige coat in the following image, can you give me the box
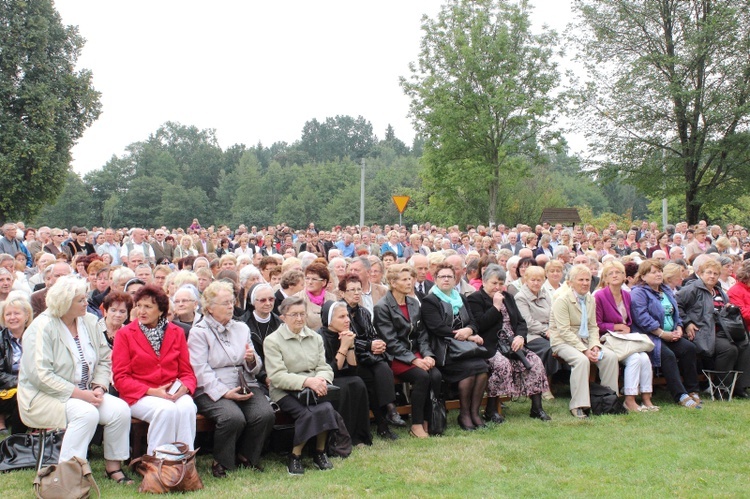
[549,288,601,352]
[296,289,336,331]
[263,324,333,403]
[18,312,111,429]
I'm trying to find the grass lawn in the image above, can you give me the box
[2,388,749,498]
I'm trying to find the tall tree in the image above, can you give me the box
[0,0,101,220]
[401,0,560,226]
[572,0,750,224]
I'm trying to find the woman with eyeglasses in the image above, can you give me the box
[188,281,274,478]
[264,295,338,475]
[339,274,404,439]
[297,262,336,331]
[677,259,750,399]
[244,283,281,392]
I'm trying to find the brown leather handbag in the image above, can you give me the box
[129,443,203,494]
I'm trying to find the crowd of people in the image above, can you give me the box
[1,217,749,479]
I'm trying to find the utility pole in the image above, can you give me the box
[359,158,365,227]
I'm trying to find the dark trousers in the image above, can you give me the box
[0,395,27,434]
[396,366,442,425]
[713,332,750,390]
[661,337,699,402]
[357,361,397,422]
[194,387,275,469]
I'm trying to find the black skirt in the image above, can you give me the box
[439,357,488,384]
[276,395,339,447]
[331,375,372,446]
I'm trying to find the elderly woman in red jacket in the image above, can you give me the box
[112,285,197,454]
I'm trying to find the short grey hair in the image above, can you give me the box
[568,264,592,283]
[239,265,261,287]
[482,264,506,283]
[279,295,305,315]
[45,275,89,317]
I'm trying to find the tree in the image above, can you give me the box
[572,0,750,224]
[0,0,101,220]
[401,0,560,226]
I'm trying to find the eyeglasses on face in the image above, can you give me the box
[285,312,306,319]
[436,274,454,280]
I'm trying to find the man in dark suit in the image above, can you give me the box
[500,232,524,256]
[151,229,173,263]
[410,255,434,300]
[30,261,71,317]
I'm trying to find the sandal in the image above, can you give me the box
[641,405,660,412]
[689,392,702,404]
[105,468,134,485]
[679,395,701,409]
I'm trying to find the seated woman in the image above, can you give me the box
[422,263,489,431]
[595,261,656,412]
[468,265,551,422]
[98,291,133,349]
[339,274,405,439]
[244,283,282,381]
[509,265,558,398]
[677,259,750,399]
[172,284,202,327]
[630,259,701,408]
[18,276,132,484]
[374,264,441,439]
[188,281,275,478]
[507,257,535,296]
[112,285,198,454]
[542,260,564,297]
[0,292,32,434]
[297,262,336,331]
[549,264,619,419]
[318,301,372,446]
[264,296,338,475]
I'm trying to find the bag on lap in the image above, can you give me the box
[589,383,626,416]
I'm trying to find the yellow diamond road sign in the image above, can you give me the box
[392,196,410,214]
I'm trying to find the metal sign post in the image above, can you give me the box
[392,195,410,226]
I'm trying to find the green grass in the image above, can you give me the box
[3,389,750,498]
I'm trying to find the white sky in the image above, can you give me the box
[55,0,578,174]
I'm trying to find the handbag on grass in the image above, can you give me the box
[0,429,64,472]
[428,390,446,436]
[129,442,203,494]
[34,456,100,499]
[601,332,655,362]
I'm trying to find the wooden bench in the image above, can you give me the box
[129,395,488,456]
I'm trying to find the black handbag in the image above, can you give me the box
[292,384,341,406]
[717,304,749,346]
[427,390,446,436]
[498,340,532,370]
[0,429,64,472]
[433,337,489,367]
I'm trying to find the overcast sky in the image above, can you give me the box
[55,0,577,174]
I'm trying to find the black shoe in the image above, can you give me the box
[530,409,552,421]
[312,451,333,471]
[235,456,264,471]
[385,412,407,427]
[457,416,476,431]
[377,427,399,440]
[287,453,304,475]
[733,389,750,399]
[483,412,505,424]
[212,462,228,479]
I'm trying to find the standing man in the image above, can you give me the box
[151,229,173,263]
[96,228,121,265]
[0,224,31,266]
